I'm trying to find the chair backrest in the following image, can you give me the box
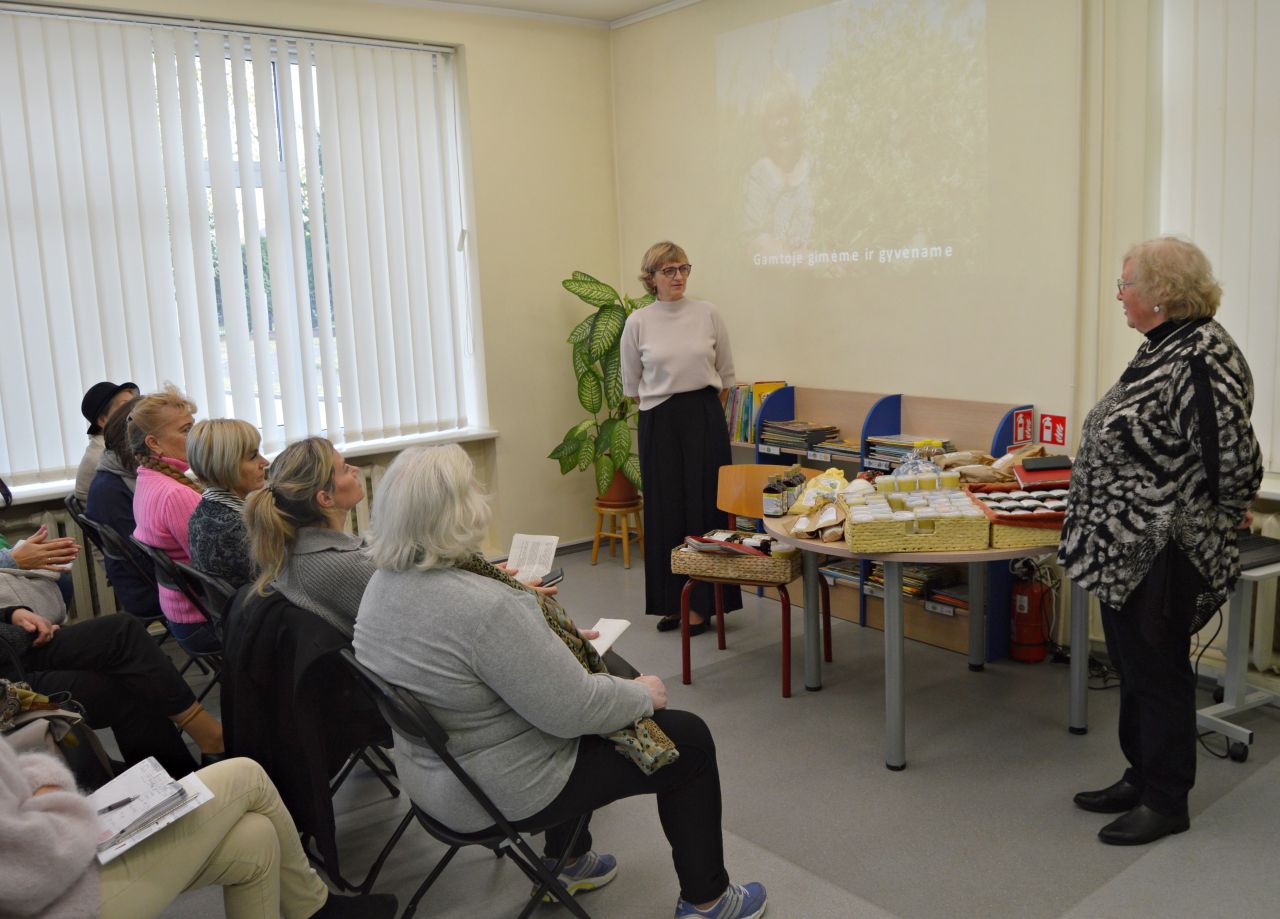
[128,535,215,619]
[338,648,516,833]
[175,561,235,628]
[716,464,822,519]
[63,495,108,556]
[70,503,157,586]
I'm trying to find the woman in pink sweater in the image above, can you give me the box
[129,386,218,654]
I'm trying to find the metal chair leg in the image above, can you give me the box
[680,580,697,685]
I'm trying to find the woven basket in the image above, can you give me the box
[844,515,990,554]
[670,546,801,583]
[963,485,1063,551]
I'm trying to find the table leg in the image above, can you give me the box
[967,562,986,673]
[884,561,906,770]
[1069,581,1088,735]
[802,551,823,691]
[1223,580,1254,708]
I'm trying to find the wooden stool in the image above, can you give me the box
[591,500,644,568]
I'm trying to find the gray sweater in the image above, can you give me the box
[271,528,373,639]
[353,565,652,832]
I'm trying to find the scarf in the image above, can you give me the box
[200,486,246,513]
[455,554,678,775]
[96,449,138,493]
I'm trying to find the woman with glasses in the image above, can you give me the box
[620,242,741,635]
[1060,237,1262,845]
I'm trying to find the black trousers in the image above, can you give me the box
[24,614,199,776]
[511,709,729,906]
[638,387,741,618]
[1099,578,1198,818]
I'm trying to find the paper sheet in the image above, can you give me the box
[96,772,214,865]
[588,618,630,656]
[506,533,558,583]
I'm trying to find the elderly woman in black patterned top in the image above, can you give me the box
[187,419,269,588]
[1059,237,1262,845]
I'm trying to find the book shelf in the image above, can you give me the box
[741,384,1035,661]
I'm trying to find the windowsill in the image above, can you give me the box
[3,426,500,507]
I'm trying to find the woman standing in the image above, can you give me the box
[1060,237,1262,845]
[620,242,741,634]
[129,385,216,654]
[187,419,269,588]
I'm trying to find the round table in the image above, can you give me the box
[763,516,1061,770]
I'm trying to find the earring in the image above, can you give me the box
[1153,305,1161,313]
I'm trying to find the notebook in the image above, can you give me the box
[87,757,214,864]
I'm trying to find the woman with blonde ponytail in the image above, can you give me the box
[244,438,370,638]
[129,385,218,653]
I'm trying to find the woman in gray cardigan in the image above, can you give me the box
[352,444,766,919]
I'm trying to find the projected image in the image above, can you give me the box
[716,0,988,273]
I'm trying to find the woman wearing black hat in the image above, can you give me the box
[75,381,137,503]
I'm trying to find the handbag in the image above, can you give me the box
[1,673,116,789]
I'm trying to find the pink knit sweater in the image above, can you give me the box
[132,458,204,624]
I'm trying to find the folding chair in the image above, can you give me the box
[128,536,224,702]
[679,464,833,698]
[174,561,236,634]
[339,649,593,919]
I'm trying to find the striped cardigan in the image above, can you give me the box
[1059,318,1263,625]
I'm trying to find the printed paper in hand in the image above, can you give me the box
[506,534,558,583]
[588,618,630,656]
[89,759,214,864]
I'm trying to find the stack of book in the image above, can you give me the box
[819,559,862,589]
[760,419,840,452]
[865,562,959,598]
[863,434,955,471]
[928,582,969,611]
[724,384,754,443]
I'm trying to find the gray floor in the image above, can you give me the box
[157,547,1280,918]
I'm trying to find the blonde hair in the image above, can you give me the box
[244,437,336,595]
[1124,237,1221,320]
[187,419,261,492]
[127,384,201,492]
[638,241,689,296]
[365,444,490,572]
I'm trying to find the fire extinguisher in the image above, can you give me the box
[1010,575,1050,663]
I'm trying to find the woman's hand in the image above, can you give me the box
[634,674,667,711]
[10,526,79,571]
[10,608,59,647]
[578,629,600,640]
[496,562,559,596]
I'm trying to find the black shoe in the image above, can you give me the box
[200,752,231,768]
[656,614,707,635]
[312,892,398,919]
[1098,805,1189,846]
[1073,778,1142,814]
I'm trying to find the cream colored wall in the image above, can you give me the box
[57,0,621,552]
[611,0,1163,452]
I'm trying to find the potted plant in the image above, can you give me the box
[548,271,654,503]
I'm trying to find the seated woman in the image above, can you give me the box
[128,386,217,654]
[353,445,766,919]
[85,395,163,619]
[0,741,396,919]
[1,604,224,775]
[187,419,269,588]
[244,437,370,639]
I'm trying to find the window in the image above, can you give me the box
[0,7,484,490]
[1159,0,1279,473]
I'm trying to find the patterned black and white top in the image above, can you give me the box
[1059,318,1263,624]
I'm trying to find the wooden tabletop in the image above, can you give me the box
[761,516,1059,564]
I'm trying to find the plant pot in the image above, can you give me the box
[596,469,640,508]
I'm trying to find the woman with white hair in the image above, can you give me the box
[353,444,766,919]
[187,419,269,588]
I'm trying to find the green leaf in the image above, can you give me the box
[569,418,594,440]
[602,350,623,408]
[634,292,655,308]
[567,315,593,345]
[577,369,602,414]
[610,421,631,459]
[558,453,578,475]
[572,339,591,380]
[576,437,595,471]
[593,454,615,495]
[563,277,619,307]
[571,271,601,283]
[597,418,618,453]
[548,438,576,460]
[588,305,626,362]
[621,454,642,490]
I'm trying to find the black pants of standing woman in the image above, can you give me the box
[637,387,741,618]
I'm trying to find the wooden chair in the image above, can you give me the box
[680,464,832,698]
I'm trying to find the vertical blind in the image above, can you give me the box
[0,9,479,486]
[1160,0,1280,473]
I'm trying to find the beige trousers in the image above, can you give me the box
[99,758,330,919]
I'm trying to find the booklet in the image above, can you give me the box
[506,533,558,583]
[588,618,630,656]
[87,757,214,864]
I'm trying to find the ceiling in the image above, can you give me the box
[375,0,696,27]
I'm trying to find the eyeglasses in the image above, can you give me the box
[656,264,693,279]
[1116,278,1137,293]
